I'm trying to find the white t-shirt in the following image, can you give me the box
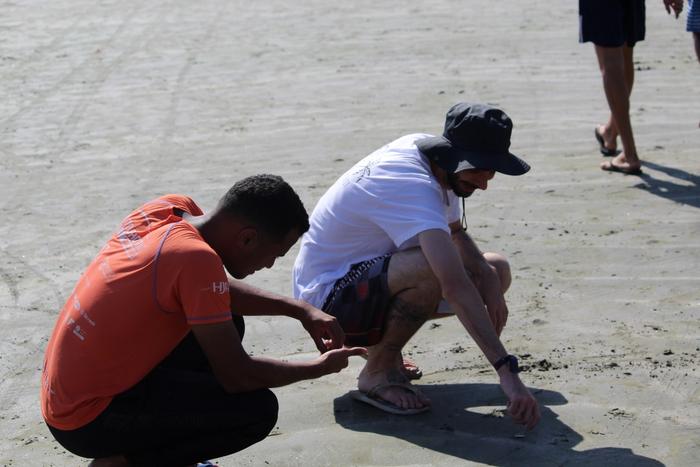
[293,134,462,308]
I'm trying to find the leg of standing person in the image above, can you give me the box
[595,44,642,174]
[580,0,644,173]
[594,44,635,155]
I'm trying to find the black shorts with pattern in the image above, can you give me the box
[322,254,392,347]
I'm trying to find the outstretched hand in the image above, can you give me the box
[318,346,367,374]
[300,305,345,352]
[663,0,683,18]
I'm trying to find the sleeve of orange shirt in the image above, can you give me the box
[179,247,232,325]
[155,224,232,325]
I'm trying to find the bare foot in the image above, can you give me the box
[363,349,423,380]
[400,355,423,380]
[357,366,430,411]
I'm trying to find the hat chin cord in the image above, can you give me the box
[445,173,471,232]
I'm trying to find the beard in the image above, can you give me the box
[448,173,475,198]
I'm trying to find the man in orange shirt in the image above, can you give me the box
[41,174,365,466]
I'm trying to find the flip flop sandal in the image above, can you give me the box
[601,159,643,175]
[350,382,431,415]
[594,128,621,157]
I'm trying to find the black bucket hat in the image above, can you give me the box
[416,102,530,176]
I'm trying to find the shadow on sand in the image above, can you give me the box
[334,383,663,466]
[635,161,700,209]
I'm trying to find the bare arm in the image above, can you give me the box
[449,221,487,277]
[228,279,309,318]
[228,279,345,351]
[419,228,540,428]
[419,228,506,362]
[191,320,365,393]
[449,221,508,334]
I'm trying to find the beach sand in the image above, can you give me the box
[1,1,699,465]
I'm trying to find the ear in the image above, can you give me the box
[237,227,259,249]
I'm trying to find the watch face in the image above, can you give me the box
[495,355,521,373]
[507,356,521,373]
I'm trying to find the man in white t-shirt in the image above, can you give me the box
[293,103,540,428]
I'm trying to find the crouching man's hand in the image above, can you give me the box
[498,369,541,430]
[299,304,346,353]
[316,346,367,375]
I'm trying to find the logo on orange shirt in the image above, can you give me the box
[211,281,229,294]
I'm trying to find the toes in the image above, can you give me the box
[380,386,427,409]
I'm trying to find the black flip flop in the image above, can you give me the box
[594,128,621,157]
[601,159,642,175]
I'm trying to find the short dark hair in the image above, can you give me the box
[219,174,309,239]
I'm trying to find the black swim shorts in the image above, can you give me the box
[322,254,392,347]
[579,0,646,47]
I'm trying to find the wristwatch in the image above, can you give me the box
[493,354,520,373]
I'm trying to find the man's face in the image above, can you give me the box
[224,228,301,279]
[448,169,496,198]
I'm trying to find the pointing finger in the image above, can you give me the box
[344,346,368,357]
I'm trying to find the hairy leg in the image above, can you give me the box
[358,249,514,408]
[433,252,511,325]
[357,249,441,409]
[483,252,512,293]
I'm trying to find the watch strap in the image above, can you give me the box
[493,354,520,373]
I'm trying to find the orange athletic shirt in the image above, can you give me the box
[41,195,232,430]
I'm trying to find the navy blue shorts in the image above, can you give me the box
[322,255,392,347]
[579,0,645,47]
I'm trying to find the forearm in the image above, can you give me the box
[228,279,309,319]
[444,282,508,364]
[452,229,505,307]
[451,229,489,280]
[421,229,506,363]
[227,355,324,392]
[193,318,355,394]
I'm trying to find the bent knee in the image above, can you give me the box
[243,389,279,444]
[388,251,443,306]
[258,389,279,430]
[484,252,511,292]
